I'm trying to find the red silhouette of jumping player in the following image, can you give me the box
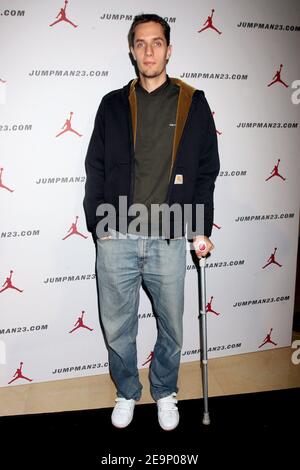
[198,9,222,35]
[8,362,33,384]
[62,216,88,240]
[0,270,23,293]
[206,296,220,316]
[212,112,222,135]
[262,247,282,269]
[267,64,288,88]
[0,168,14,192]
[258,328,277,348]
[142,351,154,366]
[69,311,93,333]
[49,0,78,28]
[265,159,286,181]
[56,112,82,138]
[213,222,221,229]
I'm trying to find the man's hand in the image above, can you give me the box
[193,235,215,258]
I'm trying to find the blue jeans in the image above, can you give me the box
[96,231,186,401]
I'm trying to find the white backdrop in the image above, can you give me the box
[0,0,299,387]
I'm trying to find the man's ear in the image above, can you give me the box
[166,44,172,61]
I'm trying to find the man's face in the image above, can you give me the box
[130,21,172,79]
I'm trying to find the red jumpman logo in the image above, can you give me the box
[62,216,88,240]
[212,112,222,135]
[0,270,23,293]
[49,0,78,28]
[265,159,286,181]
[258,328,278,348]
[0,78,7,84]
[262,247,282,269]
[69,310,93,333]
[206,296,220,316]
[142,351,154,367]
[56,112,82,138]
[267,64,288,88]
[8,362,33,384]
[198,9,222,35]
[213,222,221,229]
[0,168,14,192]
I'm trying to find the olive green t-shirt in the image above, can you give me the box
[131,78,180,236]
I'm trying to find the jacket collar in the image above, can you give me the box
[128,78,138,147]
[169,78,196,175]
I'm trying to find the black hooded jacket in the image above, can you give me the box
[84,77,220,239]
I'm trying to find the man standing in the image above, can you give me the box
[84,14,220,431]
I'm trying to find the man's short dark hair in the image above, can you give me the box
[128,14,170,47]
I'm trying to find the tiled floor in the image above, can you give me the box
[1,332,299,416]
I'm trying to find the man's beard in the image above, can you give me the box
[139,63,166,79]
[140,70,161,79]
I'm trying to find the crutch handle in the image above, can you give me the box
[195,241,208,268]
[198,242,207,252]
[194,240,207,252]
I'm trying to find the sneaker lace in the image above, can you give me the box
[159,394,178,411]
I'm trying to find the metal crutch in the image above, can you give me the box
[198,249,210,425]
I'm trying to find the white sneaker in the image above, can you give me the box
[157,393,179,431]
[111,397,135,429]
